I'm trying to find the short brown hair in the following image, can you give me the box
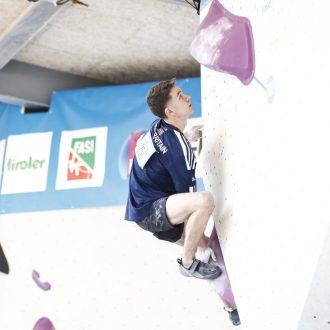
[147,78,176,118]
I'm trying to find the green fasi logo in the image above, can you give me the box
[67,136,96,180]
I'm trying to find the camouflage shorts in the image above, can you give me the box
[136,197,184,243]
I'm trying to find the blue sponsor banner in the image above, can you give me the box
[0,77,201,213]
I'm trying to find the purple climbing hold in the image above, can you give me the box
[33,317,55,330]
[32,270,51,291]
[190,0,255,85]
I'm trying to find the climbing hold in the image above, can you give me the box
[190,0,255,85]
[0,243,9,274]
[32,270,51,291]
[33,317,55,330]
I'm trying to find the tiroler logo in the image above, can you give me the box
[1,132,53,195]
[7,157,46,171]
[68,136,96,180]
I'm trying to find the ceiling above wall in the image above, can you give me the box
[0,0,201,84]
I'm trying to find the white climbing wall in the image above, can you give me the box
[0,207,234,330]
[200,0,330,329]
[297,224,330,329]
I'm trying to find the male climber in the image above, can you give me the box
[125,78,221,280]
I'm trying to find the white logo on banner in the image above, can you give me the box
[0,139,6,188]
[1,132,53,195]
[55,127,108,190]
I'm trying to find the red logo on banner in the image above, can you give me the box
[67,151,93,180]
[67,136,96,181]
[127,131,144,176]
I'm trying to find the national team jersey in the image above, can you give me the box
[125,119,197,221]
